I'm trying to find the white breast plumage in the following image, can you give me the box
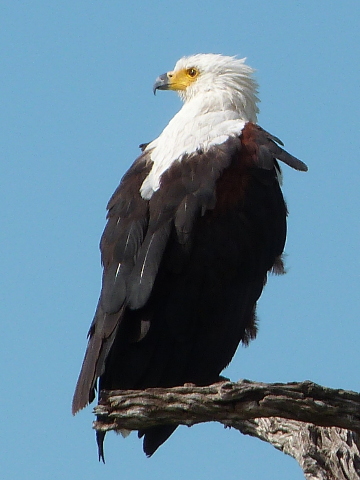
[140,95,247,200]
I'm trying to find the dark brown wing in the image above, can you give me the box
[72,142,233,415]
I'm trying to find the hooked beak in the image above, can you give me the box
[153,73,170,95]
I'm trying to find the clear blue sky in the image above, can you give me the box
[1,1,359,479]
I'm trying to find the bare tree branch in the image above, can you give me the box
[93,380,360,479]
[237,419,360,480]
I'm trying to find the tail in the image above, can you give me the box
[139,425,178,457]
[96,425,177,461]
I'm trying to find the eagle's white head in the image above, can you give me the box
[154,53,259,122]
[141,54,259,199]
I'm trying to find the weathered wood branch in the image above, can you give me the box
[93,380,360,480]
[238,419,360,480]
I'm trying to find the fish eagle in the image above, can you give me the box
[72,53,307,458]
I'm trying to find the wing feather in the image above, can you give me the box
[127,221,172,309]
[254,125,308,172]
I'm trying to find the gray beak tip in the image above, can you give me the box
[153,73,169,95]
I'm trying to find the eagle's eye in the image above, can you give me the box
[186,67,198,78]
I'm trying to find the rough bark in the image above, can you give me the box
[93,380,360,479]
[237,419,360,480]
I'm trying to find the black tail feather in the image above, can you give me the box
[140,425,178,457]
[97,431,106,463]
